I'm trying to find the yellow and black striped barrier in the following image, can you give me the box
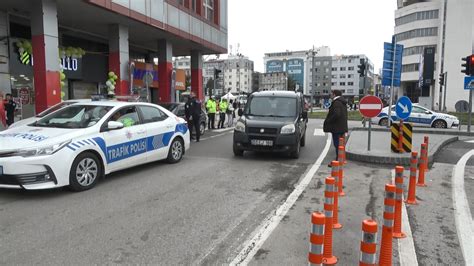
[391,122,412,153]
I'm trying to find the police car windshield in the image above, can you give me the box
[34,105,112,129]
[36,102,72,118]
[245,96,297,117]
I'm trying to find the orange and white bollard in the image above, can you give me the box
[379,183,396,266]
[308,212,325,266]
[424,136,429,170]
[406,151,418,205]
[322,177,338,265]
[417,143,427,187]
[339,137,347,164]
[359,219,378,266]
[393,166,406,239]
[331,161,342,229]
[337,146,346,197]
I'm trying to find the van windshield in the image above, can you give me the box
[245,96,297,117]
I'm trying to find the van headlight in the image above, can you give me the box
[235,121,246,132]
[281,124,296,134]
[12,140,71,157]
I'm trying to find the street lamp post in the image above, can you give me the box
[307,46,320,113]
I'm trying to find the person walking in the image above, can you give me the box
[323,90,348,167]
[227,99,235,127]
[0,92,6,128]
[218,98,228,128]
[206,96,216,129]
[4,93,16,126]
[185,92,202,142]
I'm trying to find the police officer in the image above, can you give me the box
[185,92,202,142]
[206,96,216,129]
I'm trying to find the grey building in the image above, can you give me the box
[308,56,333,103]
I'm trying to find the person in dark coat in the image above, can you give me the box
[4,93,16,126]
[323,90,348,166]
[184,92,202,142]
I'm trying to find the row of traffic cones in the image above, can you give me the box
[308,136,430,265]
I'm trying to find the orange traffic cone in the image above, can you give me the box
[359,219,378,266]
[339,137,347,164]
[337,146,346,196]
[424,136,429,170]
[322,177,337,265]
[417,143,427,187]
[406,152,418,205]
[331,161,342,229]
[393,166,406,239]
[379,183,396,266]
[308,212,325,266]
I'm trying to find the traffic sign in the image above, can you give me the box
[359,96,383,118]
[395,96,412,120]
[382,42,404,87]
[464,76,474,90]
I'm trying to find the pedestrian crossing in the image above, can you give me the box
[313,128,325,136]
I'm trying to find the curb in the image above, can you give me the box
[346,136,459,167]
[351,127,474,137]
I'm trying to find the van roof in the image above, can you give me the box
[251,91,301,98]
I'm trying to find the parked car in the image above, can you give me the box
[373,104,459,128]
[233,91,308,158]
[160,103,207,136]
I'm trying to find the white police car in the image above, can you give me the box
[0,101,190,191]
[373,104,459,128]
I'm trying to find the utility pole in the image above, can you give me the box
[311,47,316,113]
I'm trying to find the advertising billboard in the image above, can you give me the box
[266,60,284,73]
[286,58,304,88]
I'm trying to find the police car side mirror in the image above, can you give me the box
[106,121,124,131]
[425,111,431,114]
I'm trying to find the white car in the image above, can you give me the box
[372,104,460,128]
[9,99,91,128]
[0,101,190,191]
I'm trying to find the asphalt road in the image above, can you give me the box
[0,120,329,265]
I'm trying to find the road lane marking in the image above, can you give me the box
[465,140,474,144]
[230,134,332,265]
[452,149,474,265]
[391,170,418,266]
[199,131,233,142]
[313,128,325,136]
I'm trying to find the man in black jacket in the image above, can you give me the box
[184,92,202,142]
[323,90,348,166]
[4,93,16,126]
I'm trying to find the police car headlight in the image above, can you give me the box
[13,140,71,157]
[235,121,246,132]
[281,124,296,134]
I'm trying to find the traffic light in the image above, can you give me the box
[214,68,222,79]
[358,59,366,77]
[461,55,474,76]
[439,73,445,86]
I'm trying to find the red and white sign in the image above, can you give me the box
[359,96,383,118]
[19,88,30,105]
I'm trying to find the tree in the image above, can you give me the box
[206,78,214,96]
[287,76,296,91]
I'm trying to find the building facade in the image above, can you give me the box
[259,72,288,91]
[332,55,374,98]
[394,0,473,111]
[263,46,331,95]
[0,0,228,118]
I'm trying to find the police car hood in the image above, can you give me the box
[0,125,85,151]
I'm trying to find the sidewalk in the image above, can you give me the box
[346,129,459,166]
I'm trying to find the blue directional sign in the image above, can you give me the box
[382,41,404,87]
[464,76,474,90]
[396,96,413,120]
[324,99,331,108]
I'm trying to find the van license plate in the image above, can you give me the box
[251,139,273,146]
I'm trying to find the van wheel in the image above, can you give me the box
[233,144,244,156]
[300,132,306,147]
[69,152,102,192]
[290,141,300,159]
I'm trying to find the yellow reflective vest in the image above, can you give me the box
[220,101,228,113]
[206,100,216,113]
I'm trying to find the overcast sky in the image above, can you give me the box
[227,0,397,73]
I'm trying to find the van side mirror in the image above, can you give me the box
[238,109,243,116]
[302,111,308,120]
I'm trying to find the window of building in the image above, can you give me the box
[315,61,321,66]
[395,10,439,26]
[340,82,346,86]
[325,68,329,73]
[348,66,354,71]
[331,82,336,86]
[331,75,337,79]
[348,74,354,78]
[340,74,346,79]
[402,63,420,73]
[395,27,438,42]
[229,82,232,85]
[340,67,346,71]
[323,90,329,94]
[323,83,328,86]
[323,61,329,66]
[203,0,214,21]
[403,45,437,56]
[348,82,354,86]
[331,67,337,71]
[348,59,352,63]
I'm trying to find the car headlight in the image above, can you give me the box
[235,121,246,132]
[12,140,71,157]
[281,124,296,134]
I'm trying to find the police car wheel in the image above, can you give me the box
[200,122,206,135]
[167,138,184,164]
[433,120,447,128]
[69,152,102,191]
[379,118,388,127]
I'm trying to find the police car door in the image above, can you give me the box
[410,106,432,127]
[137,105,173,162]
[101,106,148,172]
